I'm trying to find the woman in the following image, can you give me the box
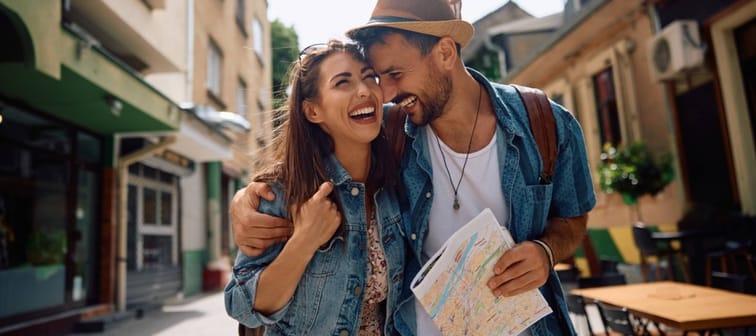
[224,40,409,336]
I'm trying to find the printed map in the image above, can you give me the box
[411,209,552,335]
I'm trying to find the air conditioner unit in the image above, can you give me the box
[646,20,705,82]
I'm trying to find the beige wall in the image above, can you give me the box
[509,0,685,228]
[69,0,186,73]
[193,0,272,178]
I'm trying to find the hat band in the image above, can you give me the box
[367,15,420,24]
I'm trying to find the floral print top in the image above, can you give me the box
[358,213,389,335]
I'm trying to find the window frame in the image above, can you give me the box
[206,39,223,97]
[128,172,178,271]
[251,17,264,63]
[575,41,641,173]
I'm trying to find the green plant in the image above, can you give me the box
[598,142,675,206]
[26,230,66,266]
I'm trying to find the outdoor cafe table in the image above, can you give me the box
[571,281,756,331]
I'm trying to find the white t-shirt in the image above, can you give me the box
[416,127,529,336]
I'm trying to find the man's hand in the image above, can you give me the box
[487,241,550,297]
[231,182,293,257]
[486,213,588,297]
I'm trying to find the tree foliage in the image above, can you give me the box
[271,19,299,110]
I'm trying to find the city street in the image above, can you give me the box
[68,292,238,336]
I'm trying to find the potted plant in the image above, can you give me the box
[598,141,675,221]
[26,229,66,266]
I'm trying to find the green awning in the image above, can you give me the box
[0,1,180,134]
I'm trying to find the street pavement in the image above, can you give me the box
[68,291,238,336]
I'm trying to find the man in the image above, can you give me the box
[232,0,595,334]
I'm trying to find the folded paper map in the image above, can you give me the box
[410,208,552,335]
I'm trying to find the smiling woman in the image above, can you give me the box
[225,40,410,335]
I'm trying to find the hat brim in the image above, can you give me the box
[346,19,474,49]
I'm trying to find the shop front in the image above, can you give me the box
[0,1,181,333]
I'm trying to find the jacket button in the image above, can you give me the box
[354,286,362,295]
[351,187,359,196]
[425,192,431,198]
[410,233,417,241]
[339,330,349,336]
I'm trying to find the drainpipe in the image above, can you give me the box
[115,135,177,312]
[484,36,507,81]
[186,0,194,102]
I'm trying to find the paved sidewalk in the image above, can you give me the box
[68,291,238,336]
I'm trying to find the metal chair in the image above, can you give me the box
[632,223,688,282]
[704,213,756,288]
[565,294,597,336]
[710,271,747,293]
[577,273,627,289]
[595,301,651,336]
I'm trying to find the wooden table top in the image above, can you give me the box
[572,281,756,331]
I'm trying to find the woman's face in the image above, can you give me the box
[304,52,384,147]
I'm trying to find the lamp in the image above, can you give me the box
[105,95,123,116]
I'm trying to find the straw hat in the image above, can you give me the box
[346,0,474,48]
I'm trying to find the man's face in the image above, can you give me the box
[367,33,451,126]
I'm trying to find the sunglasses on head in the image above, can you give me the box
[299,43,329,62]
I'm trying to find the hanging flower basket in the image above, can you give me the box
[598,142,675,206]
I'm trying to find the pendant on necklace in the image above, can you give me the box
[453,197,460,210]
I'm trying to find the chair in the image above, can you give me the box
[595,301,650,336]
[565,294,597,336]
[577,273,627,289]
[600,257,620,274]
[632,223,689,282]
[557,264,580,283]
[710,271,747,292]
[704,213,756,288]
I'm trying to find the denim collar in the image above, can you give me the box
[323,153,353,186]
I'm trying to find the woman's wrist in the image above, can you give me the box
[288,231,320,255]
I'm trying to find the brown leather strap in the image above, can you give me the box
[385,104,407,163]
[512,84,557,184]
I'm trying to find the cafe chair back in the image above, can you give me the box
[577,273,627,289]
[565,294,598,336]
[595,301,651,336]
[710,271,747,293]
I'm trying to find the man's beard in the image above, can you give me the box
[416,72,452,126]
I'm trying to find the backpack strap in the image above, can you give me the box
[512,84,557,184]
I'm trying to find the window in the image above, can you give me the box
[0,105,102,316]
[127,163,178,271]
[206,40,223,96]
[237,79,247,118]
[252,17,264,61]
[235,0,246,34]
[575,42,640,174]
[593,68,621,146]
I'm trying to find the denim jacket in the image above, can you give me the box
[225,154,411,336]
[393,69,596,336]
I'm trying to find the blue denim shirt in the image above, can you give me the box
[224,154,411,336]
[394,69,596,336]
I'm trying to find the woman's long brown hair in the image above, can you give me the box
[254,40,399,223]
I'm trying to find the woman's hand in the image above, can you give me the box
[290,182,341,252]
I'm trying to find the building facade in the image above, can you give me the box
[0,0,271,334]
[492,0,754,279]
[190,0,273,295]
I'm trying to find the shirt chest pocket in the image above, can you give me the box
[524,183,553,236]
